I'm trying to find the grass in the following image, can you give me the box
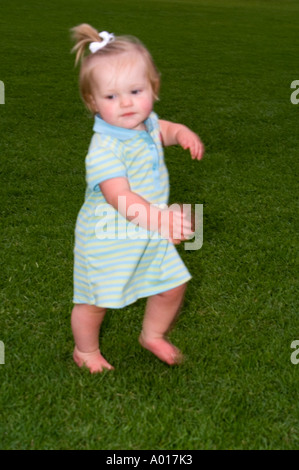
[0,0,298,450]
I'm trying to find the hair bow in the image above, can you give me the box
[89,31,115,53]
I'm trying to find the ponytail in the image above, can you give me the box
[71,23,102,65]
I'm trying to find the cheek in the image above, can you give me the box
[99,101,115,120]
[141,95,153,114]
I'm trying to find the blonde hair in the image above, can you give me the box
[71,23,160,114]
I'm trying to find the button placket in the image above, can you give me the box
[147,136,160,189]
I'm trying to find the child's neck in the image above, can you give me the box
[135,122,147,132]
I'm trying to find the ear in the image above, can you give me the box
[85,93,97,113]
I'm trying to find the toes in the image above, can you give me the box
[139,334,183,365]
[73,347,114,373]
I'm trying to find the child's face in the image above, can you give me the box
[90,53,154,130]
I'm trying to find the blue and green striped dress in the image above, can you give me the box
[73,112,191,308]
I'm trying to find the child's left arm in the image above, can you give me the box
[159,119,204,160]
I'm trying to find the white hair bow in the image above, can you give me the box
[89,31,115,53]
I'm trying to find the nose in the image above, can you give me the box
[120,94,133,107]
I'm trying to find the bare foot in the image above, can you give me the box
[73,347,114,373]
[139,332,183,365]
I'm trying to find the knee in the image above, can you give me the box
[160,283,187,301]
[72,303,106,317]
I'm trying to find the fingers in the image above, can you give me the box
[172,209,194,239]
[178,130,205,160]
[186,136,204,160]
[192,139,204,160]
[160,207,194,243]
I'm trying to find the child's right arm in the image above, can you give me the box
[99,177,193,244]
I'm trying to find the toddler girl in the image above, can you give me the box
[70,24,204,373]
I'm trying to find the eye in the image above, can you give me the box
[131,89,142,95]
[105,94,117,100]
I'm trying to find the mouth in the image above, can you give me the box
[122,112,135,117]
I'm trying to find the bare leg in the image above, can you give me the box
[71,303,114,373]
[139,283,187,365]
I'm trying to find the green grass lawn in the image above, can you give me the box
[0,0,298,450]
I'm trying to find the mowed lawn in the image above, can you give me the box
[0,0,298,450]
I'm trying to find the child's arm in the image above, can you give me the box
[159,119,204,160]
[99,177,193,243]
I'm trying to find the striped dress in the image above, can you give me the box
[73,112,191,308]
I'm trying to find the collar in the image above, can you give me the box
[93,113,154,141]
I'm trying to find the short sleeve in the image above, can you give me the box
[85,134,127,192]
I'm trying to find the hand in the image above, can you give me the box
[160,205,194,244]
[176,127,204,160]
